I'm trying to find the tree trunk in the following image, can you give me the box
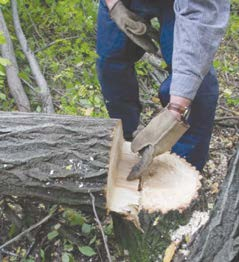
[0,111,201,260]
[0,9,30,112]
[11,0,55,113]
[174,146,239,262]
[0,111,118,208]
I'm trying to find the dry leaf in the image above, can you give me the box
[82,107,94,116]
[152,96,160,104]
[185,234,191,244]
[163,241,179,262]
[211,182,219,194]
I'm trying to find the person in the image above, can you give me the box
[96,0,230,176]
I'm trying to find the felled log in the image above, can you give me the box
[0,111,201,260]
[0,112,117,208]
[174,146,239,262]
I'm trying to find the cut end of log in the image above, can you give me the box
[106,124,201,227]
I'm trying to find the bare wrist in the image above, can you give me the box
[105,0,119,10]
[170,95,191,108]
[167,99,191,121]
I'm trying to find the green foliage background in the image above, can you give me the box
[1,0,109,117]
[1,0,238,114]
[0,0,238,261]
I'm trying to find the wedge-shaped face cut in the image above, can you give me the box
[107,126,201,224]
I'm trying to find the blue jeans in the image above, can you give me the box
[96,0,219,171]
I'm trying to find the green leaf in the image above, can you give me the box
[65,164,72,170]
[0,32,6,45]
[78,246,96,257]
[40,249,45,262]
[18,71,30,82]
[0,0,9,5]
[47,230,59,240]
[0,93,6,101]
[64,243,74,252]
[0,70,6,76]
[49,204,58,214]
[0,57,11,66]
[89,235,97,245]
[104,220,113,236]
[63,209,85,226]
[36,106,41,112]
[81,223,92,234]
[62,252,70,262]
[8,224,16,238]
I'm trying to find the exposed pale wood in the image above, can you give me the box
[108,141,201,226]
[0,111,200,217]
[0,111,203,261]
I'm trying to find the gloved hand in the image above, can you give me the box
[110,0,159,54]
[127,107,190,181]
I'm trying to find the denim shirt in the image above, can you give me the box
[170,0,230,100]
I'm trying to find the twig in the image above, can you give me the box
[24,241,35,259]
[90,193,112,262]
[218,105,239,116]
[25,8,45,45]
[0,211,55,251]
[34,36,80,53]
[214,122,238,128]
[0,248,18,257]
[215,116,239,122]
[142,52,163,69]
[20,78,38,93]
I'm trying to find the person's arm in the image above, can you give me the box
[170,0,230,111]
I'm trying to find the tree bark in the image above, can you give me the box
[0,111,202,261]
[0,111,117,208]
[11,0,55,113]
[174,146,239,262]
[0,9,30,112]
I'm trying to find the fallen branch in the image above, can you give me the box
[218,105,239,116]
[90,193,112,262]
[0,209,56,251]
[215,116,239,122]
[11,0,54,113]
[215,122,238,128]
[142,53,163,69]
[0,249,18,257]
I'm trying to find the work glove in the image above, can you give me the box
[127,107,190,181]
[110,0,159,54]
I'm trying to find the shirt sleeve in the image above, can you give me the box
[170,0,230,100]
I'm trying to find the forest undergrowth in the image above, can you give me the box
[0,0,238,261]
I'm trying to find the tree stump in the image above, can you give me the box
[174,146,239,262]
[0,111,201,260]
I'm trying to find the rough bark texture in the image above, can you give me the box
[0,111,119,208]
[11,0,55,113]
[0,9,30,112]
[0,111,205,262]
[174,146,239,262]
